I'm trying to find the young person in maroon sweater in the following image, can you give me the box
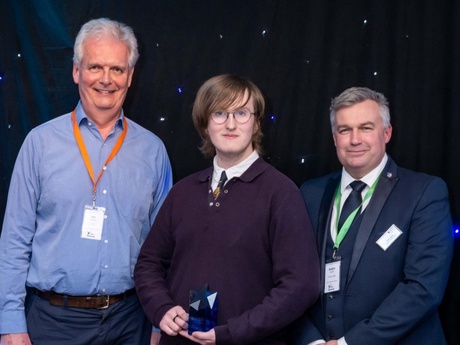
[134,74,320,345]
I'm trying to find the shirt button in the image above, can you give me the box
[102,166,107,170]
[209,202,214,206]
[224,190,228,194]
[104,265,109,269]
[103,190,107,194]
[104,215,108,219]
[327,314,333,320]
[215,202,220,207]
[328,294,334,300]
[104,240,108,244]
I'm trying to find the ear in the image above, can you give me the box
[384,124,392,143]
[127,67,135,87]
[72,63,79,84]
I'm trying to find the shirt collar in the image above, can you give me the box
[340,153,388,194]
[212,150,260,184]
[75,101,125,129]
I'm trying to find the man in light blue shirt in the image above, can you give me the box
[0,18,172,345]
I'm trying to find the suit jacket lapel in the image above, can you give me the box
[318,175,340,291]
[347,159,399,285]
[318,175,340,249]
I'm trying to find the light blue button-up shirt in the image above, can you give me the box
[0,102,173,333]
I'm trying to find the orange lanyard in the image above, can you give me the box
[71,109,128,206]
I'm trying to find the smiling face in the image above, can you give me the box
[72,34,134,121]
[333,99,392,178]
[207,90,259,168]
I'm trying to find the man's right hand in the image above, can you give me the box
[159,306,189,336]
[0,333,32,345]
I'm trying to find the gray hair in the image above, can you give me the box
[329,87,391,131]
[73,18,139,68]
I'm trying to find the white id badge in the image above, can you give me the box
[376,224,403,251]
[81,205,105,240]
[324,260,341,293]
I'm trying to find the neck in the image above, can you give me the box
[216,150,253,169]
[86,109,121,140]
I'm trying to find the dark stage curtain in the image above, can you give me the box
[0,0,459,343]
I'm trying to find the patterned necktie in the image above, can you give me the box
[213,171,227,199]
[338,180,367,231]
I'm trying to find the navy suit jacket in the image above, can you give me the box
[293,157,453,345]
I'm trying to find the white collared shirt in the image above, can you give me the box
[330,154,388,241]
[211,150,260,190]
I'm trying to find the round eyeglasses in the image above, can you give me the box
[210,109,255,124]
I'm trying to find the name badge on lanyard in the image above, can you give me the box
[324,259,341,293]
[71,109,127,241]
[324,178,379,293]
[81,205,106,240]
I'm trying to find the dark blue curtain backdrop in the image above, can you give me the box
[1,0,459,342]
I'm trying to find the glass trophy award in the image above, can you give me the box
[188,284,218,334]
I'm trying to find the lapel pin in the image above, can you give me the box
[386,172,392,178]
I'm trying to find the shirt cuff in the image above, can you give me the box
[338,337,348,345]
[0,309,28,334]
[307,340,326,345]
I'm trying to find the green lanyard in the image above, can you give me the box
[333,177,380,255]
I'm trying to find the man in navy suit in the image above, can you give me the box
[295,87,453,345]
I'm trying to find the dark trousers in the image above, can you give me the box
[26,291,151,345]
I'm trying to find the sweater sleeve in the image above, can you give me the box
[134,194,177,327]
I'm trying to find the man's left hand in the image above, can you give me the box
[179,329,216,345]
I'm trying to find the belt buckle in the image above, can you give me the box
[97,295,110,309]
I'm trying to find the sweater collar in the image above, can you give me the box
[198,156,269,183]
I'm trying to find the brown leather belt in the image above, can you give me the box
[34,288,136,309]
